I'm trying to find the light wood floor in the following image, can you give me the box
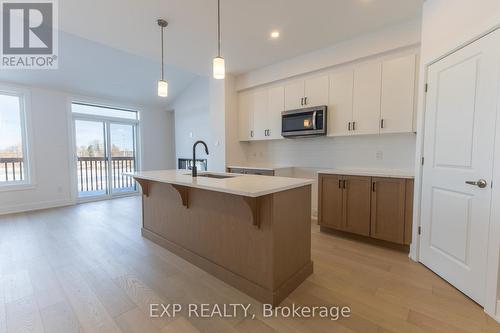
[0,197,498,333]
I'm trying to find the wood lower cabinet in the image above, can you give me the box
[318,175,371,236]
[319,173,414,245]
[370,177,406,243]
[343,176,371,236]
[318,174,343,230]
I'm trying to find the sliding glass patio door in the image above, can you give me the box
[75,119,108,197]
[109,123,137,195]
[72,103,139,199]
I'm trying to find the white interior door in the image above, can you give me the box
[420,30,500,305]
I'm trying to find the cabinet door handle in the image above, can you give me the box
[300,97,304,106]
[381,119,385,129]
[304,97,308,105]
[250,130,254,138]
[338,179,342,188]
[352,122,356,131]
[268,129,271,136]
[372,182,376,192]
[343,180,347,189]
[348,122,351,131]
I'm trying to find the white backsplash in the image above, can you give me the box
[245,133,416,170]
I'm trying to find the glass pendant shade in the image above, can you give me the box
[157,80,168,97]
[213,56,225,79]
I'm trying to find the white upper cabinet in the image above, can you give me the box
[328,69,354,136]
[304,75,329,107]
[238,91,253,141]
[352,62,382,135]
[251,89,269,140]
[267,86,285,139]
[380,54,416,133]
[284,80,305,110]
[237,53,417,142]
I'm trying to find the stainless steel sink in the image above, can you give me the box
[187,173,238,179]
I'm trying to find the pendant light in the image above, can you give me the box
[157,19,168,97]
[213,0,225,79]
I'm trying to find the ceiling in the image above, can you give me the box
[0,0,424,108]
[59,0,423,75]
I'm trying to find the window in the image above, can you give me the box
[72,102,138,120]
[0,93,29,185]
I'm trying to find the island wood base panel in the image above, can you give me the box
[139,180,313,306]
[142,228,313,305]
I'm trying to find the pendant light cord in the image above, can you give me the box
[217,0,221,57]
[161,25,165,81]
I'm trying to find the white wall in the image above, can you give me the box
[225,75,247,167]
[415,0,500,320]
[0,82,175,215]
[173,75,243,173]
[172,77,211,167]
[141,109,176,170]
[208,78,227,172]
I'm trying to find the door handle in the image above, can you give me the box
[304,97,308,105]
[381,119,385,129]
[348,122,351,131]
[300,98,304,106]
[465,179,488,188]
[352,121,356,131]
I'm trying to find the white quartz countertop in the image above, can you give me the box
[128,170,313,197]
[226,165,292,171]
[318,168,414,179]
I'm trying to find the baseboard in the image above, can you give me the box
[0,199,75,216]
[485,305,500,324]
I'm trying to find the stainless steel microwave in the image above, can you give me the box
[281,106,327,138]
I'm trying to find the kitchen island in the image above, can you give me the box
[130,170,314,306]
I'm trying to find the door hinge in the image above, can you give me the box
[418,226,422,235]
[421,157,425,166]
[424,83,428,93]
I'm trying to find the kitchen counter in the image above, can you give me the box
[129,170,313,305]
[131,169,312,197]
[318,168,414,179]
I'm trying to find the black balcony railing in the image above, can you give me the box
[0,157,24,182]
[77,156,136,194]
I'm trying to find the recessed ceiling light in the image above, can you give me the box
[270,31,280,39]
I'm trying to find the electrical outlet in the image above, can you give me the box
[376,150,383,160]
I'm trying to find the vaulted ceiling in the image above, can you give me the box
[0,0,423,108]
